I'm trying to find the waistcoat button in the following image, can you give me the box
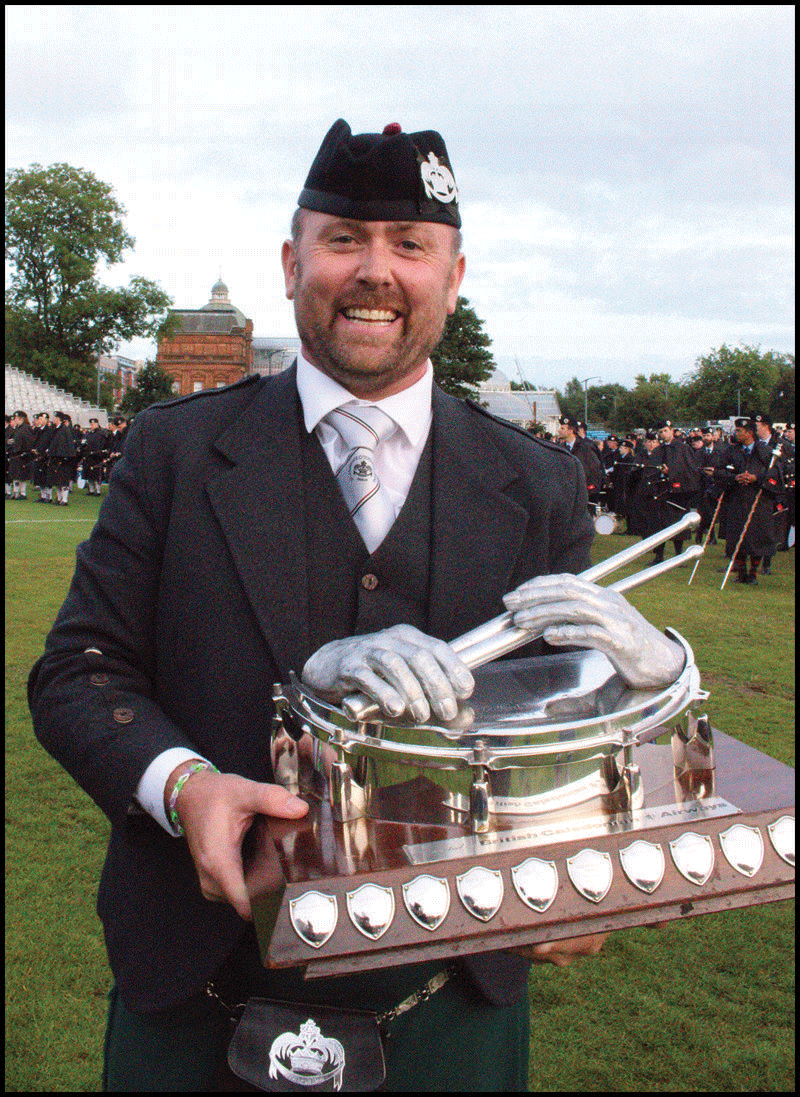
[361,573,379,591]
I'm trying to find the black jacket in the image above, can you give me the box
[29,367,593,1013]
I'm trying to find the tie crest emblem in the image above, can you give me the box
[351,458,373,481]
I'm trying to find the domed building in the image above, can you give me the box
[156,277,254,396]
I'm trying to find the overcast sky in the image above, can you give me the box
[6,4,795,391]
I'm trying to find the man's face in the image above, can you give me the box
[282,211,465,398]
[735,426,753,445]
[558,422,572,441]
[785,428,795,442]
[658,426,674,444]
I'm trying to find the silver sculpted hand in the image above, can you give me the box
[302,624,475,723]
[503,574,685,689]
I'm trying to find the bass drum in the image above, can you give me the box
[594,510,619,535]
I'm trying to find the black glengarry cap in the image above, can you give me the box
[298,119,461,228]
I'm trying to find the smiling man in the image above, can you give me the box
[30,119,682,1091]
[284,211,464,399]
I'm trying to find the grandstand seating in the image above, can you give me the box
[5,365,109,428]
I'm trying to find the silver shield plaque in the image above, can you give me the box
[669,832,715,885]
[566,848,613,903]
[402,875,451,931]
[767,816,795,866]
[720,824,764,878]
[619,840,665,894]
[346,883,395,940]
[289,891,339,949]
[456,866,504,922]
[512,857,559,913]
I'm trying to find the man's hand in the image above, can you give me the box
[301,624,475,723]
[503,574,685,689]
[166,765,308,921]
[513,932,609,967]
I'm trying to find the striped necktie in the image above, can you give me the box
[324,405,398,553]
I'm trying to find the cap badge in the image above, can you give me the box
[420,152,458,204]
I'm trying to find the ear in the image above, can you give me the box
[446,252,466,314]
[281,239,297,300]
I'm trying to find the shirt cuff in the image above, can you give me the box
[135,747,213,836]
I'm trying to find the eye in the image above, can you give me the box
[399,239,422,252]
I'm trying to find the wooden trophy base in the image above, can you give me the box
[244,730,794,978]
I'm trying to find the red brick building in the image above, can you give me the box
[156,278,254,396]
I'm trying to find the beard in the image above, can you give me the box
[291,261,451,396]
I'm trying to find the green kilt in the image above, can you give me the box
[103,957,529,1092]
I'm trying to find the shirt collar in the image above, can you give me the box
[295,350,433,447]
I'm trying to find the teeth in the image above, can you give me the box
[343,308,398,322]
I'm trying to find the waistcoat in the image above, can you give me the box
[300,424,433,660]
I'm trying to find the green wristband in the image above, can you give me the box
[168,761,220,836]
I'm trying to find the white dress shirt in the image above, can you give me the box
[296,350,433,516]
[137,352,434,835]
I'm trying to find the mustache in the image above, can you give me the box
[336,294,406,313]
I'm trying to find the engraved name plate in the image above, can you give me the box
[289,891,338,949]
[619,840,665,894]
[566,849,613,903]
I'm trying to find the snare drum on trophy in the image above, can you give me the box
[253,513,793,978]
[272,632,704,836]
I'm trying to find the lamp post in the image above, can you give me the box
[580,375,601,427]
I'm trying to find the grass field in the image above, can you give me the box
[5,491,795,1091]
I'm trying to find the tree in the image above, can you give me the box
[681,344,787,422]
[5,163,173,402]
[609,375,671,433]
[118,361,176,417]
[767,355,795,424]
[556,377,586,422]
[431,295,495,400]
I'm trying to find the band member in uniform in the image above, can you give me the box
[30,118,685,1092]
[626,430,663,538]
[650,420,703,561]
[31,413,57,503]
[719,417,783,584]
[777,423,795,550]
[609,436,636,527]
[557,415,604,510]
[751,414,787,570]
[8,410,36,500]
[83,418,109,496]
[696,425,729,545]
[46,411,78,506]
[103,416,128,482]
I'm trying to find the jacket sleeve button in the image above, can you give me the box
[112,707,134,724]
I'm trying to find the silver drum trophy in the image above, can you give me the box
[245,513,794,978]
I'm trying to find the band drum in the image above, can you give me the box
[594,510,619,535]
[272,631,705,834]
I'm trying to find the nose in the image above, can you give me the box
[355,238,393,286]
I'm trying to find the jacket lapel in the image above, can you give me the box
[204,372,530,669]
[428,388,530,641]
[205,367,310,678]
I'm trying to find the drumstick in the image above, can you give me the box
[449,510,701,658]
